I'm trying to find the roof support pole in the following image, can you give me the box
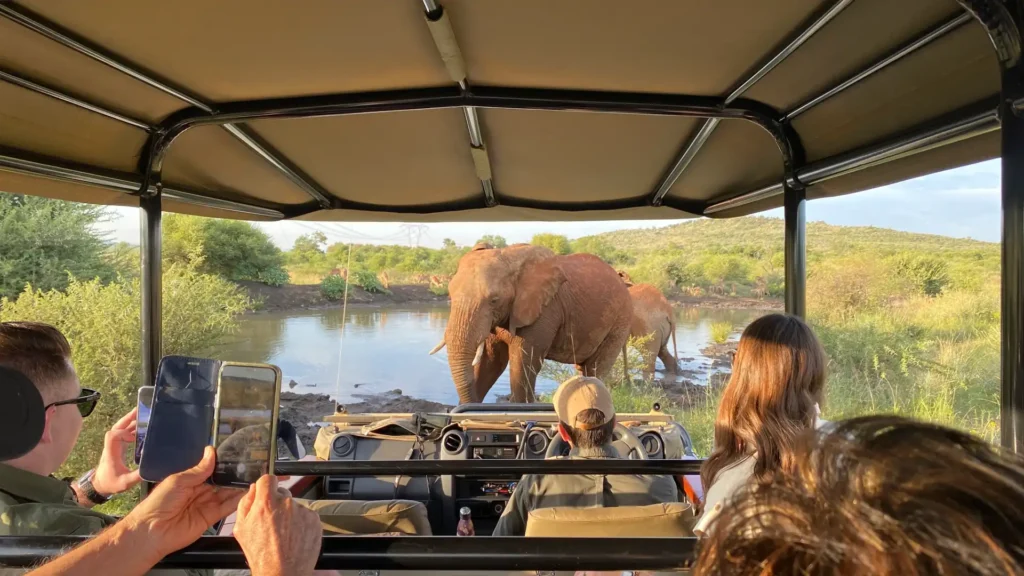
[1000,8,1024,454]
[139,192,162,390]
[784,183,806,319]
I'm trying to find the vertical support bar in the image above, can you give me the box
[784,184,806,318]
[1002,59,1024,454]
[140,193,162,388]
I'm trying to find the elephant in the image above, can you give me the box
[618,272,679,378]
[430,243,633,404]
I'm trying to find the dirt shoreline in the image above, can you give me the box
[240,281,780,314]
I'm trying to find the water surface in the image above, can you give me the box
[220,305,764,405]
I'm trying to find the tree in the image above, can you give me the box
[442,238,457,250]
[531,233,572,255]
[477,234,507,248]
[162,214,285,284]
[0,193,115,299]
[570,236,623,264]
[288,232,328,266]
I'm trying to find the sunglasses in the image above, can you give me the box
[45,388,101,417]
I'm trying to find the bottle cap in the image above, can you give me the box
[460,507,471,516]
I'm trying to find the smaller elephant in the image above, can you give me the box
[618,272,679,378]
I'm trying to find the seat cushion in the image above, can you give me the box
[525,502,696,537]
[296,499,432,535]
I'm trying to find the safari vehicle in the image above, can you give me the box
[0,0,1022,572]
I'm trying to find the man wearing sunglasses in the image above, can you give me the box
[0,322,201,574]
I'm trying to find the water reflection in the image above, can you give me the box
[221,305,765,406]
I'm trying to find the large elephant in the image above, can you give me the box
[618,272,679,378]
[430,243,633,404]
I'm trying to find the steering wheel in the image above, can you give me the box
[545,423,648,460]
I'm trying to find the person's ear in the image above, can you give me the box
[557,422,572,445]
[39,407,55,444]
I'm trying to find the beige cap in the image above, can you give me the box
[552,376,615,430]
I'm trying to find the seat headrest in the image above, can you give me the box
[299,499,432,535]
[525,502,696,537]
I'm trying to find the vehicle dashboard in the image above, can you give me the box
[309,403,696,535]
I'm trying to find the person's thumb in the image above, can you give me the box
[171,446,216,487]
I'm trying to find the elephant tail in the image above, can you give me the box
[671,320,678,368]
[621,342,630,385]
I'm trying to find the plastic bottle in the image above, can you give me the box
[456,506,475,536]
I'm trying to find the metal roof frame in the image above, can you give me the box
[0,0,1021,571]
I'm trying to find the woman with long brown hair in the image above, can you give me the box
[693,313,828,536]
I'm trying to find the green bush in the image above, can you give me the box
[351,269,389,294]
[710,322,732,344]
[428,283,449,296]
[0,193,117,299]
[163,214,285,283]
[0,263,250,505]
[320,275,349,301]
[531,233,572,255]
[258,267,289,287]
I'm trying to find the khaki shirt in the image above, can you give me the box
[492,445,680,536]
[0,462,205,576]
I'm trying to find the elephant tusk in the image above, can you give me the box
[428,340,446,355]
[472,342,486,366]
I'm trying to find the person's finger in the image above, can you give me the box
[121,469,142,488]
[253,475,280,505]
[276,487,291,499]
[170,446,217,487]
[112,408,138,431]
[236,482,257,522]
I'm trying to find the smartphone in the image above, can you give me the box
[134,386,154,465]
[211,362,282,487]
[139,356,221,483]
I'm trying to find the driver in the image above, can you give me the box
[492,376,678,536]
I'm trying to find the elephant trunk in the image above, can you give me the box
[446,302,492,404]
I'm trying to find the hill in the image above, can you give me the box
[575,217,999,300]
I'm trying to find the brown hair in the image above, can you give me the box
[694,415,1024,575]
[561,408,615,449]
[700,313,826,488]
[0,321,75,403]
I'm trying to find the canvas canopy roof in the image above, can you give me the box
[0,0,1004,222]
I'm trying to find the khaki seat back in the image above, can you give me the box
[525,502,696,537]
[297,499,432,535]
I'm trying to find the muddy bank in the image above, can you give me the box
[240,281,448,313]
[280,390,452,449]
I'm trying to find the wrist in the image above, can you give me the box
[76,469,111,506]
[108,520,167,570]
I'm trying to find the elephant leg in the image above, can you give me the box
[658,342,679,374]
[587,325,632,384]
[473,336,509,402]
[508,343,546,403]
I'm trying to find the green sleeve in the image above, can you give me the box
[491,477,532,537]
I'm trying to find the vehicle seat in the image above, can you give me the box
[297,499,433,535]
[524,502,696,537]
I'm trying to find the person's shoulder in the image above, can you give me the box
[0,500,113,536]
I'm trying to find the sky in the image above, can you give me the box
[95,158,1002,248]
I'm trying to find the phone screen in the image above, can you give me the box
[139,356,221,483]
[134,386,154,465]
[212,364,281,486]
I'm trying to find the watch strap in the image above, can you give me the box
[76,469,110,505]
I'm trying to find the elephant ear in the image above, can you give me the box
[511,258,566,331]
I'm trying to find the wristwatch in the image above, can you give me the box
[76,469,110,505]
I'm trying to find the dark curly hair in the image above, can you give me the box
[695,415,1024,575]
